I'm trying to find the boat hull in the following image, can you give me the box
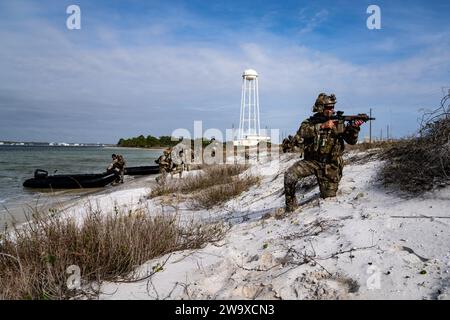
[23,172,118,189]
[124,166,160,176]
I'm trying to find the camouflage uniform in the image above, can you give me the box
[171,148,185,178]
[282,136,293,153]
[107,155,118,173]
[115,154,126,183]
[155,149,172,183]
[107,154,125,184]
[186,148,195,171]
[284,94,360,212]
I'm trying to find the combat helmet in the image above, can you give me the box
[312,93,337,113]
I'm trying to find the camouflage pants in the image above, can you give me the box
[284,159,343,212]
[112,168,124,184]
[118,169,124,183]
[156,166,169,183]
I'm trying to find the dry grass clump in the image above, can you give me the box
[150,164,259,209]
[0,206,225,300]
[379,94,450,194]
[343,141,396,165]
[150,164,249,197]
[191,175,260,209]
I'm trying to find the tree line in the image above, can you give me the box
[117,135,217,148]
[117,135,181,148]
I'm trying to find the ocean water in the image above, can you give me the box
[0,146,162,225]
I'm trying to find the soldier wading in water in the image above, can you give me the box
[284,93,365,213]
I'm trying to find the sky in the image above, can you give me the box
[0,0,449,144]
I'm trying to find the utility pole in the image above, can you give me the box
[369,108,372,144]
[387,125,390,141]
[380,128,383,141]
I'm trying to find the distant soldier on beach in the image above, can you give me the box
[284,93,365,213]
[107,153,126,184]
[155,148,172,183]
[282,135,304,155]
[116,154,126,183]
[107,154,118,174]
[209,137,218,158]
[185,148,195,172]
[282,135,293,153]
[170,146,185,178]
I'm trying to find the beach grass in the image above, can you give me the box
[150,164,250,197]
[149,164,259,209]
[0,205,226,300]
[190,175,260,209]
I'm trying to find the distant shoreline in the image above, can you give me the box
[0,145,162,229]
[112,146,166,151]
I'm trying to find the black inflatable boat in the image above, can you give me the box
[124,166,160,176]
[23,169,119,189]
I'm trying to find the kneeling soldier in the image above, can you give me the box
[284,93,364,213]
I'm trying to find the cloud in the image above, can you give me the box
[298,9,329,35]
[0,1,449,143]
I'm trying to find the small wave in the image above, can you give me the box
[0,177,15,181]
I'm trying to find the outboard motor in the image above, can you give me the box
[34,169,48,179]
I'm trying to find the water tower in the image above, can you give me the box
[234,69,269,146]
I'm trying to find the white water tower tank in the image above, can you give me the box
[243,68,258,80]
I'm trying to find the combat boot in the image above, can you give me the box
[285,195,299,213]
[285,204,299,213]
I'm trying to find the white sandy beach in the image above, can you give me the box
[59,151,450,300]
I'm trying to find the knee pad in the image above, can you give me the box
[319,181,338,198]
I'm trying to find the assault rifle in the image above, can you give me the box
[309,111,375,133]
[309,111,375,125]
